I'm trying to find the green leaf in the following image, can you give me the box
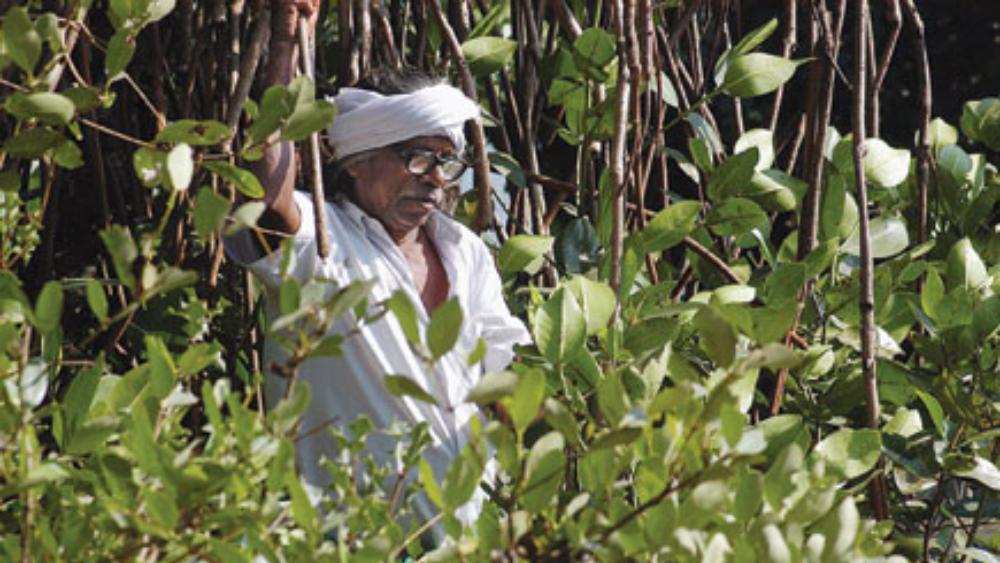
[946,237,989,291]
[420,458,444,508]
[427,297,463,360]
[693,306,737,367]
[62,86,103,113]
[100,225,138,291]
[926,117,959,153]
[563,275,615,335]
[520,431,565,512]
[156,119,230,146]
[596,373,629,425]
[25,461,68,485]
[281,99,337,142]
[466,337,487,366]
[707,197,768,237]
[953,457,1000,491]
[811,428,882,479]
[722,53,803,98]
[383,374,438,406]
[508,369,545,435]
[20,359,49,409]
[105,30,136,82]
[85,279,108,321]
[961,97,1000,151]
[203,161,264,198]
[193,186,232,239]
[533,287,586,364]
[443,441,485,509]
[386,291,421,350]
[706,147,759,202]
[863,138,910,188]
[842,215,909,259]
[33,281,63,334]
[914,388,945,436]
[133,147,166,187]
[53,140,83,169]
[921,267,945,321]
[5,92,76,125]
[468,0,510,39]
[573,28,616,81]
[223,201,266,235]
[734,129,774,171]
[462,37,517,76]
[165,143,194,191]
[498,235,553,275]
[466,371,518,406]
[745,170,802,212]
[285,473,318,532]
[3,7,41,74]
[763,263,806,306]
[636,200,700,254]
[731,18,779,57]
[147,0,177,23]
[143,488,179,529]
[2,127,62,158]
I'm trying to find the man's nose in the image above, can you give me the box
[424,164,450,188]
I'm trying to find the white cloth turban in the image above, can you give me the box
[326,83,480,159]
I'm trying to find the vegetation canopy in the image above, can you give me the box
[0,0,997,561]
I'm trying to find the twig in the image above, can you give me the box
[901,0,931,245]
[388,512,444,560]
[425,0,494,234]
[851,0,890,521]
[868,0,901,138]
[297,17,331,258]
[79,118,157,148]
[683,236,742,285]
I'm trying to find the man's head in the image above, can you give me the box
[325,70,479,239]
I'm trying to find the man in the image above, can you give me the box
[225,0,529,528]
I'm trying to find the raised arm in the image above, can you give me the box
[252,0,321,242]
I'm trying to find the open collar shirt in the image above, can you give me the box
[226,190,530,526]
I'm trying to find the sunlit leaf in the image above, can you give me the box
[533,287,586,364]
[842,215,909,259]
[498,235,553,275]
[427,298,462,360]
[462,37,517,76]
[384,375,438,406]
[722,54,803,98]
[811,428,882,479]
[193,187,232,239]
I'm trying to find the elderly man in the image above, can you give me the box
[225,0,529,528]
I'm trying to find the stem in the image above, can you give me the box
[426,0,494,234]
[608,0,632,306]
[851,0,890,521]
[901,0,931,245]
[295,17,331,259]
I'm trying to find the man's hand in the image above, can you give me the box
[271,0,321,43]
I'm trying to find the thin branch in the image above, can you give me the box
[851,0,890,521]
[426,0,494,233]
[901,0,931,245]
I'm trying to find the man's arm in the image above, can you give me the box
[251,0,322,247]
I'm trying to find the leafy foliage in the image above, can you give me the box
[0,2,998,562]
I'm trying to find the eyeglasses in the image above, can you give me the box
[393,148,468,182]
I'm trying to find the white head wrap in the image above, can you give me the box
[326,83,479,160]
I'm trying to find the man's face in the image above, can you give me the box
[346,135,457,241]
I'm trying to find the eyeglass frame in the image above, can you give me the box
[390,146,469,182]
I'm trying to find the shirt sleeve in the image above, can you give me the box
[224,191,340,290]
[467,237,532,373]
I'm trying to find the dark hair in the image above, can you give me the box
[325,68,445,199]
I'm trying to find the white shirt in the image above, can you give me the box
[226,190,529,527]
